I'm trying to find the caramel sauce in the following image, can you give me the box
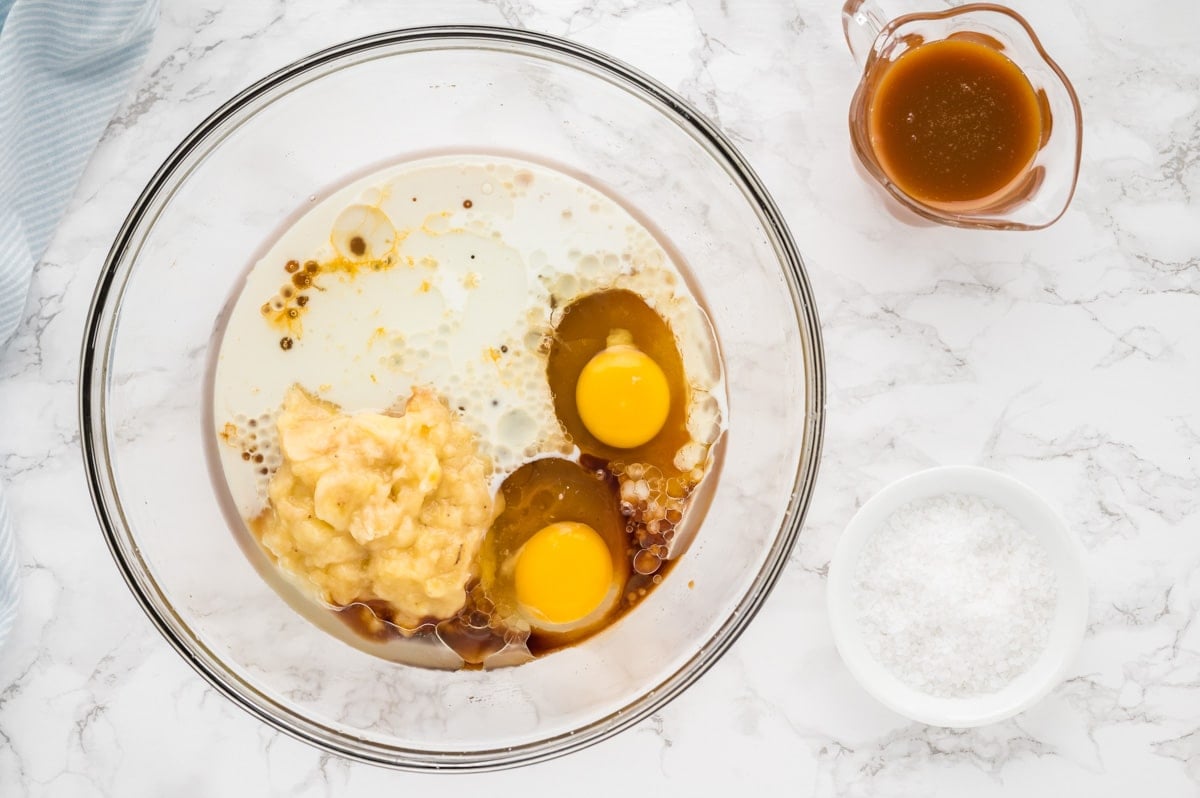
[868,38,1042,206]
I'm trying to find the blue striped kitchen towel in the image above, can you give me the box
[0,0,158,652]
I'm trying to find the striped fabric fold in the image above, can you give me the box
[0,0,158,652]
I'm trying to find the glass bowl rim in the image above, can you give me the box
[79,24,827,772]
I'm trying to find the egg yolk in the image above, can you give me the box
[515,522,614,626]
[575,330,670,449]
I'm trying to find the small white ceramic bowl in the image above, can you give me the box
[827,465,1088,727]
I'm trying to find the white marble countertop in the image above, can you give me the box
[2,0,1198,794]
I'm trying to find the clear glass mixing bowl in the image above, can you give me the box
[81,26,825,770]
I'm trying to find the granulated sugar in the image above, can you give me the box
[853,493,1058,697]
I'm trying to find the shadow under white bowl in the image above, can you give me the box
[827,465,1088,728]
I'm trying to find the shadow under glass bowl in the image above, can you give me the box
[80,26,825,771]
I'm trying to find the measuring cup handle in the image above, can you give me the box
[843,0,957,69]
[841,0,890,69]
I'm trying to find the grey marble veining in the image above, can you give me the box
[0,0,1197,794]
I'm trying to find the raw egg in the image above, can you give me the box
[575,330,671,449]
[547,288,717,580]
[547,288,692,474]
[480,457,625,643]
[515,522,615,627]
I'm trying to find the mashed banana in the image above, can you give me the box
[255,385,494,628]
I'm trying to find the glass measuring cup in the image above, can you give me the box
[843,1,1082,230]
